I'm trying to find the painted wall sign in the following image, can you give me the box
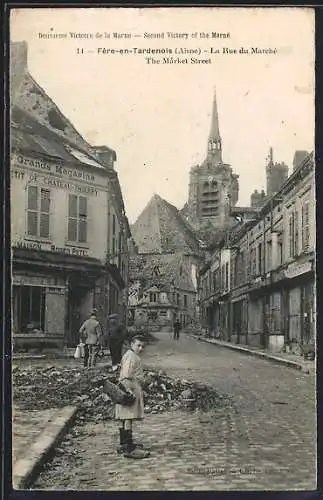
[12,275,63,286]
[14,240,89,257]
[13,154,96,182]
[285,261,312,279]
[12,166,99,196]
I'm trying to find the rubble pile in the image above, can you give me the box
[13,365,229,423]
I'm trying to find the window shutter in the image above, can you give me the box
[27,186,38,236]
[27,211,38,236]
[27,186,38,210]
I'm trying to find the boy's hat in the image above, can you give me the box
[130,334,145,342]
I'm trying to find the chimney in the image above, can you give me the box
[10,41,28,104]
[92,146,117,169]
[293,150,309,171]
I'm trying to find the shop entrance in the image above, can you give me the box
[67,280,92,347]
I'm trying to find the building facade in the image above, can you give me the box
[128,252,197,332]
[11,42,131,348]
[200,152,315,353]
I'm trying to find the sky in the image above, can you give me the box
[10,7,314,224]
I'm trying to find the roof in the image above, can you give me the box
[11,47,115,168]
[131,194,201,255]
[129,253,196,293]
[11,107,106,169]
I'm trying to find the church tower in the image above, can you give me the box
[206,87,222,164]
[185,88,239,232]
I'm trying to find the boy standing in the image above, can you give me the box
[115,335,150,459]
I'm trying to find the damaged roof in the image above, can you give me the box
[131,194,201,255]
[129,253,196,293]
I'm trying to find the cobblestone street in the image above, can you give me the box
[34,333,316,491]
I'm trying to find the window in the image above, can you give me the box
[212,271,216,292]
[288,210,299,258]
[249,247,256,277]
[257,243,263,275]
[177,293,180,305]
[266,241,272,271]
[149,292,157,303]
[68,195,87,243]
[240,251,245,284]
[27,186,50,239]
[184,294,188,308]
[118,232,122,269]
[12,285,46,333]
[302,201,310,252]
[112,214,116,235]
[294,211,299,256]
[225,262,229,290]
[278,241,283,266]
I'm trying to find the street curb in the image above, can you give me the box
[190,335,310,372]
[13,405,78,489]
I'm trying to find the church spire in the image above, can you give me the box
[207,87,222,162]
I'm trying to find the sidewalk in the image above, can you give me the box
[188,334,315,373]
[13,405,78,489]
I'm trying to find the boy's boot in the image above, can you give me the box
[117,428,127,454]
[123,430,150,459]
[128,429,147,449]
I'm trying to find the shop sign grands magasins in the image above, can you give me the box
[12,154,96,182]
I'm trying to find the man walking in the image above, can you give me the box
[107,313,126,372]
[173,318,181,340]
[79,309,102,368]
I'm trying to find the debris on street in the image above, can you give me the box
[13,364,231,423]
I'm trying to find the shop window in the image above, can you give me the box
[13,285,46,333]
[27,186,50,239]
[68,195,87,243]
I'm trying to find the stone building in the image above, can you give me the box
[183,88,239,232]
[128,253,197,331]
[11,41,131,348]
[129,194,202,330]
[200,151,315,353]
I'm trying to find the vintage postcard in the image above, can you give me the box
[10,6,316,491]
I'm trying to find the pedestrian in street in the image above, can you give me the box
[79,309,102,369]
[115,335,150,459]
[107,313,126,372]
[173,318,181,340]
